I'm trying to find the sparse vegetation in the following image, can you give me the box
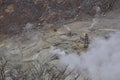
[0,54,82,80]
[0,0,119,35]
[0,0,120,80]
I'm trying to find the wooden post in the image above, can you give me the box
[84,33,89,48]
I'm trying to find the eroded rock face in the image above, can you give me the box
[81,0,120,15]
[0,0,119,35]
[0,0,3,4]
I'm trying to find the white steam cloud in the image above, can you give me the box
[51,33,120,80]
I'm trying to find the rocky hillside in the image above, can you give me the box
[0,0,120,35]
[0,1,120,80]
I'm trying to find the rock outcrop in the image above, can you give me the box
[0,0,119,35]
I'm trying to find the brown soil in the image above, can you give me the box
[0,0,119,36]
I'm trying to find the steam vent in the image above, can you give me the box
[0,0,120,80]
